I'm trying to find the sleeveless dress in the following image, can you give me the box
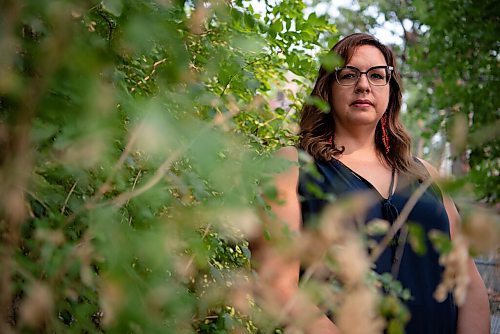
[298,158,458,334]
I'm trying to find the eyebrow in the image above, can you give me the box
[343,65,389,70]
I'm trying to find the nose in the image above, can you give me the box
[354,73,370,93]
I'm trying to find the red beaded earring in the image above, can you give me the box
[381,114,390,155]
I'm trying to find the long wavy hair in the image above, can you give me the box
[300,33,425,178]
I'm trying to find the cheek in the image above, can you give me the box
[331,87,348,110]
[377,90,390,111]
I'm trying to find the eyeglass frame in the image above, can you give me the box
[334,65,394,86]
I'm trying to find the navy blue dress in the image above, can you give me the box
[298,158,458,334]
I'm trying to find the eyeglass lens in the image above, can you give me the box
[336,67,390,86]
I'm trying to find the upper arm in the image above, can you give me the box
[269,146,301,232]
[251,146,302,296]
[251,146,301,248]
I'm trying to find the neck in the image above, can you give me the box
[333,124,379,161]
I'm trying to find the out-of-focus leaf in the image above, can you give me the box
[407,222,427,255]
[305,95,330,113]
[428,229,452,255]
[319,52,342,72]
[101,0,123,17]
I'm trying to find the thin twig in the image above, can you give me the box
[299,259,323,287]
[109,124,143,178]
[130,58,167,93]
[125,169,142,207]
[97,11,115,46]
[61,179,79,214]
[220,54,269,97]
[24,189,50,212]
[370,178,433,262]
[103,148,183,208]
[49,232,94,288]
[85,123,143,207]
[183,224,212,276]
[126,169,141,226]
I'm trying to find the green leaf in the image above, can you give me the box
[428,229,452,255]
[387,319,405,334]
[407,223,427,255]
[305,95,330,113]
[319,52,342,72]
[270,20,282,35]
[262,181,278,201]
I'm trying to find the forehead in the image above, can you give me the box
[346,45,387,68]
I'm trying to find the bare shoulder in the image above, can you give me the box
[274,146,299,179]
[416,157,440,180]
[273,146,299,193]
[275,146,299,162]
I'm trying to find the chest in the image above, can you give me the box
[300,160,451,235]
[336,159,394,199]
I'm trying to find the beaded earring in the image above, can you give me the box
[381,114,390,155]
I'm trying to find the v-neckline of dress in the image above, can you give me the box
[330,158,397,201]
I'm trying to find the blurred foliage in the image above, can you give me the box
[0,0,337,333]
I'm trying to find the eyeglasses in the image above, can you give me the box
[334,65,394,86]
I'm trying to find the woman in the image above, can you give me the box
[253,33,489,333]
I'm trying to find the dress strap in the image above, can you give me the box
[384,168,408,279]
[388,168,396,199]
[386,168,408,279]
[391,225,409,278]
[382,169,398,220]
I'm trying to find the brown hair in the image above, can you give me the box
[300,33,425,178]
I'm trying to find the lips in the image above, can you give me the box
[350,99,374,107]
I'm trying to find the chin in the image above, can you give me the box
[347,113,379,124]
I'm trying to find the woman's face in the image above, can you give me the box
[331,45,390,130]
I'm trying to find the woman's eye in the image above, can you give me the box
[370,73,384,80]
[341,73,356,79]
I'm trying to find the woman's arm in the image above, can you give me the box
[419,159,490,334]
[251,147,340,334]
[442,195,490,334]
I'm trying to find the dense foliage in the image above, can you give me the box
[0,0,497,333]
[0,0,336,333]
